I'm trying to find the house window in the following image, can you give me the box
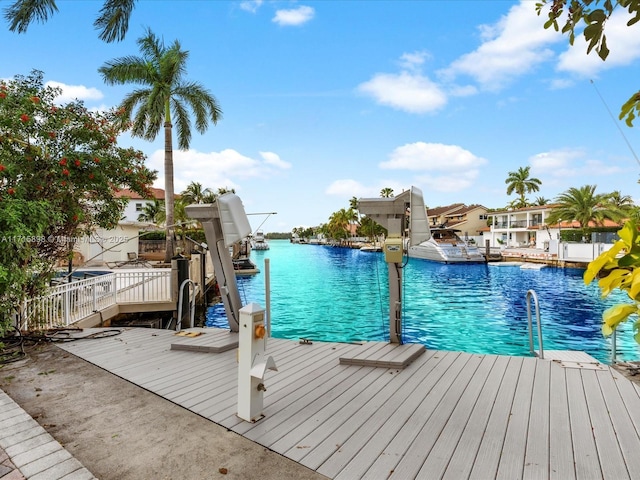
[479,214,488,220]
[135,203,143,212]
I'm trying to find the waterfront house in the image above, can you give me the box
[115,187,167,222]
[484,205,558,250]
[426,203,489,243]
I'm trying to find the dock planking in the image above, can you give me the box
[58,327,640,480]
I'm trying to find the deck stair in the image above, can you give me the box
[339,342,425,368]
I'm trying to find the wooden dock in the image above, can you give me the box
[58,327,640,480]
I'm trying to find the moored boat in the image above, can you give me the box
[251,230,270,250]
[407,187,485,264]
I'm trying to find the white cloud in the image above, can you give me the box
[149,148,288,192]
[529,148,624,188]
[399,51,430,72]
[273,5,314,26]
[416,170,480,193]
[380,142,487,171]
[530,148,585,177]
[325,179,371,198]
[239,0,263,13]
[45,81,103,103]
[440,1,560,90]
[260,151,292,169]
[326,179,407,199]
[357,72,447,114]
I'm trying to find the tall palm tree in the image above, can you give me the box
[5,0,137,42]
[380,187,394,198]
[534,196,551,206]
[99,29,222,262]
[546,185,622,229]
[505,166,541,207]
[349,196,360,223]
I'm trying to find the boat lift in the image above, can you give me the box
[186,195,277,422]
[357,189,412,344]
[185,195,252,332]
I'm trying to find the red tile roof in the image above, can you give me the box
[114,187,167,200]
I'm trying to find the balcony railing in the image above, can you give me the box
[493,220,544,229]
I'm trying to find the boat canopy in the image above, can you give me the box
[409,186,431,246]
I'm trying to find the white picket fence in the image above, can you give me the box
[19,269,172,331]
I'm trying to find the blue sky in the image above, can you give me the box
[2,0,640,233]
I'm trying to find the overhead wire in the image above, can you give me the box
[590,79,640,168]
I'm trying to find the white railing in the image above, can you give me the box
[20,269,172,331]
[113,269,172,303]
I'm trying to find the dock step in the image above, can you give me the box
[170,328,238,353]
[339,342,426,368]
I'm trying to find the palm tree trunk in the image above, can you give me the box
[164,120,175,263]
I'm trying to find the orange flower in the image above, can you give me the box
[7,188,14,195]
[62,169,69,176]
[20,114,29,122]
[59,158,67,166]
[74,159,81,167]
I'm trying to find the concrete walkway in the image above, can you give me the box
[0,389,96,480]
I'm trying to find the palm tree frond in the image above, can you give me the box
[98,56,152,85]
[172,99,192,150]
[94,0,136,43]
[4,0,58,33]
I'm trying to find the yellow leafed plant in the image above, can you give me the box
[584,220,640,343]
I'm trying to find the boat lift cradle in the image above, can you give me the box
[357,188,414,344]
[185,195,252,332]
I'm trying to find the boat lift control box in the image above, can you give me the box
[384,237,403,263]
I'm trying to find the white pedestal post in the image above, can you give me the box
[237,303,277,422]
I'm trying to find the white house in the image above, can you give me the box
[483,205,558,250]
[116,187,166,222]
[482,205,622,263]
[70,187,166,267]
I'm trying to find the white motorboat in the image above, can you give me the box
[407,187,485,264]
[251,230,269,250]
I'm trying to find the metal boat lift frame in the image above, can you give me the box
[358,189,413,344]
[186,196,253,332]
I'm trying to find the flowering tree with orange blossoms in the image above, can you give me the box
[0,70,156,333]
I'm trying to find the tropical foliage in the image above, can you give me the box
[137,198,164,224]
[4,0,138,42]
[505,166,541,208]
[537,0,640,126]
[99,28,222,262]
[545,185,624,230]
[584,220,640,343]
[0,70,155,333]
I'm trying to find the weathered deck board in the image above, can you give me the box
[522,359,551,480]
[548,360,576,480]
[57,328,640,480]
[566,368,603,480]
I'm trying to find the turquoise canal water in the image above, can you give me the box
[206,240,640,363]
